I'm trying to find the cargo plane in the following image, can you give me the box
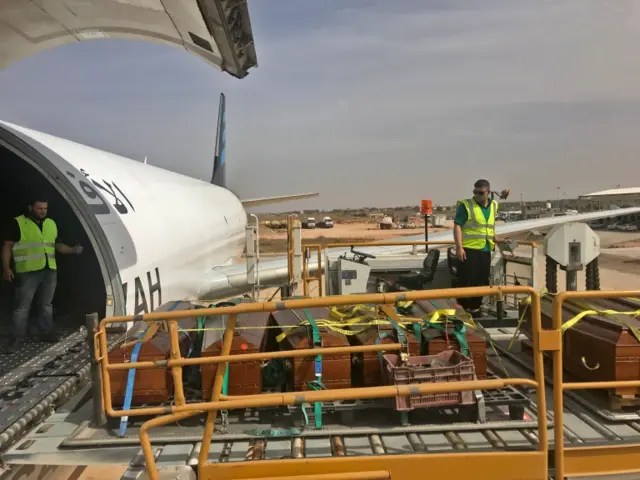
[1,0,640,335]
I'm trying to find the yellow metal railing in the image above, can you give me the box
[302,244,323,297]
[94,286,548,480]
[551,290,640,479]
[299,239,538,299]
[286,215,298,286]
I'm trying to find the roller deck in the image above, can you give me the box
[0,326,639,479]
[0,233,639,479]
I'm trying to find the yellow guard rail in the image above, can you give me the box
[95,286,548,480]
[300,239,538,299]
[552,290,640,479]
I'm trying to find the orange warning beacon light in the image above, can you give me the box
[420,199,433,216]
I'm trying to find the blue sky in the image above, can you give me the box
[1,0,640,211]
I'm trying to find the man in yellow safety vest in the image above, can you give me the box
[453,179,498,316]
[2,197,83,353]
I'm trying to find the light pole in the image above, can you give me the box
[556,187,560,209]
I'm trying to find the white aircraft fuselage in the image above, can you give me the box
[1,119,248,317]
[3,115,640,323]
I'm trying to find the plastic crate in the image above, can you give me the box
[383,350,476,412]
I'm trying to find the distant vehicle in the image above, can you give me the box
[589,222,605,230]
[379,216,394,230]
[607,223,620,230]
[616,224,639,232]
[317,216,334,228]
[302,216,317,229]
[430,214,447,227]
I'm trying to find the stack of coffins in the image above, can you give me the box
[108,301,197,406]
[348,299,488,388]
[521,296,640,401]
[269,307,352,391]
[200,310,270,399]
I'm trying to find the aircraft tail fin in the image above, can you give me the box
[211,93,226,188]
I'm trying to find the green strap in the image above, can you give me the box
[412,322,424,354]
[384,307,421,352]
[375,332,392,362]
[222,363,229,396]
[420,300,470,357]
[423,320,470,357]
[302,308,323,429]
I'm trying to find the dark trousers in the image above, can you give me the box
[456,248,491,311]
[12,269,57,340]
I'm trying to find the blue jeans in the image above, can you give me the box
[12,269,57,340]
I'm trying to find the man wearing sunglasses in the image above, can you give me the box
[453,179,498,316]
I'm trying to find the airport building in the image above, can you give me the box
[579,187,640,226]
[579,187,640,208]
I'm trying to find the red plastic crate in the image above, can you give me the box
[383,350,476,412]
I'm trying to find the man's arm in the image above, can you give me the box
[453,203,467,261]
[55,242,83,255]
[453,224,463,251]
[2,241,13,280]
[2,220,19,281]
[54,224,83,255]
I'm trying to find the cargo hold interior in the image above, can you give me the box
[0,145,107,334]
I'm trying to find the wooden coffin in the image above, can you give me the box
[201,310,270,399]
[348,303,425,387]
[349,324,398,388]
[270,307,351,391]
[523,297,640,398]
[108,301,197,406]
[413,299,488,378]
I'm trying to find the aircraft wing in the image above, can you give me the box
[0,0,257,78]
[200,207,640,300]
[241,193,319,208]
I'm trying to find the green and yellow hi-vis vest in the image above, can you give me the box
[457,199,498,251]
[13,215,57,273]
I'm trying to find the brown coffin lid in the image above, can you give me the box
[413,298,484,343]
[271,307,349,349]
[110,301,197,359]
[544,297,640,333]
[201,310,271,352]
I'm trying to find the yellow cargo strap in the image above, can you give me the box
[507,288,550,351]
[120,320,166,351]
[271,303,510,376]
[275,305,459,343]
[564,298,640,343]
[508,291,640,352]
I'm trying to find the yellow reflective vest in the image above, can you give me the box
[457,199,498,251]
[13,215,58,273]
